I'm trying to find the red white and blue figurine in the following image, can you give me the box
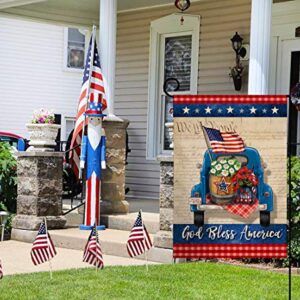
[79,101,106,230]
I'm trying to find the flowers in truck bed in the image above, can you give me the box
[210,157,241,177]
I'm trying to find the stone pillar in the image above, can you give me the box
[248,0,272,94]
[154,156,173,249]
[101,119,130,214]
[12,152,66,242]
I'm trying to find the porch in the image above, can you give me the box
[0,0,298,258]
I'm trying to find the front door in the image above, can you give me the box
[278,39,300,154]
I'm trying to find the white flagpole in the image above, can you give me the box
[140,209,149,272]
[200,122,213,162]
[95,224,98,274]
[79,24,97,179]
[44,217,53,280]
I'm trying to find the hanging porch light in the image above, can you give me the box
[174,0,191,25]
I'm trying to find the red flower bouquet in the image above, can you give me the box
[232,166,258,204]
[232,166,258,191]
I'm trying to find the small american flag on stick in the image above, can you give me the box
[30,220,57,266]
[0,259,3,279]
[126,211,152,258]
[69,27,108,179]
[83,224,104,269]
[203,126,245,153]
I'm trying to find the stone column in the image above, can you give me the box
[101,119,130,214]
[12,152,66,242]
[154,156,173,249]
[248,0,272,94]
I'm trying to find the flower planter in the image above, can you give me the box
[26,123,60,152]
[209,175,236,204]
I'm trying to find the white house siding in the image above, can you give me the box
[0,15,82,139]
[115,0,251,201]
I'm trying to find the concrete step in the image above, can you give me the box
[65,211,83,227]
[50,228,172,264]
[101,212,159,234]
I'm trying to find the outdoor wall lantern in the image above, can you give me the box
[229,32,247,91]
[174,0,191,25]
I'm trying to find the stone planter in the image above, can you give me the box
[26,123,60,152]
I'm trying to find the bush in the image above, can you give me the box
[0,142,17,213]
[241,157,300,267]
[287,156,300,267]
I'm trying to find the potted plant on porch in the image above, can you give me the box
[26,108,60,151]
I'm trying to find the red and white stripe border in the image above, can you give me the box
[173,243,287,258]
[174,95,288,105]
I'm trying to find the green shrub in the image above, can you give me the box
[0,142,17,213]
[287,156,300,266]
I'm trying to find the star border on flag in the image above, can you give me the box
[250,106,257,114]
[272,106,279,114]
[205,106,212,114]
[183,106,190,114]
[227,106,234,114]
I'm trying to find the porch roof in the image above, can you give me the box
[0,0,176,26]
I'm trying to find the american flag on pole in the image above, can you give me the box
[0,259,3,279]
[30,220,57,266]
[83,224,104,269]
[203,126,245,153]
[126,211,153,258]
[70,32,108,178]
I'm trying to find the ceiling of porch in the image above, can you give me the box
[0,0,176,26]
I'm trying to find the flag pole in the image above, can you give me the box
[79,24,97,179]
[200,122,213,162]
[140,209,149,272]
[44,217,53,280]
[95,224,98,274]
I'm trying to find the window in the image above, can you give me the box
[147,14,200,159]
[65,117,76,140]
[65,28,85,69]
[163,34,192,150]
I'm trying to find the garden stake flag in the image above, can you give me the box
[173,95,288,259]
[0,259,3,279]
[126,211,152,257]
[203,126,245,153]
[83,224,104,269]
[30,220,57,265]
[70,29,108,179]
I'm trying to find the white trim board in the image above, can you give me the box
[0,0,45,9]
[118,0,204,14]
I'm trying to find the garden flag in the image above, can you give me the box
[30,220,57,265]
[0,259,3,279]
[70,27,108,179]
[173,95,288,259]
[203,126,245,153]
[126,211,152,257]
[83,224,104,269]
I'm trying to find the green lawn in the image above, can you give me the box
[0,262,299,300]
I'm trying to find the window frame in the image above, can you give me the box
[147,14,200,160]
[63,27,89,73]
